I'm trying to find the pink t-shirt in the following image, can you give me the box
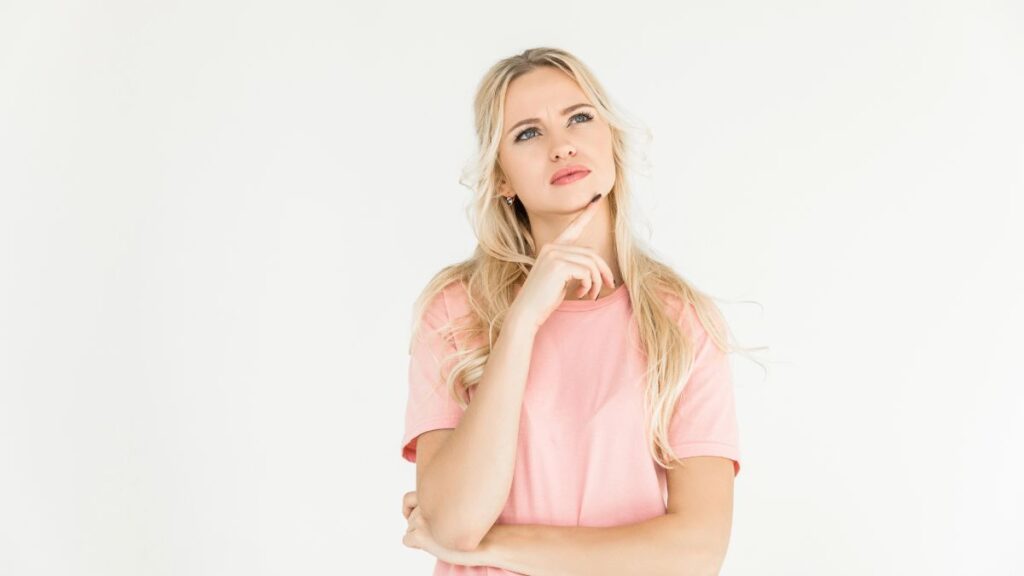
[401,280,741,575]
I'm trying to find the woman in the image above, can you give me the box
[400,47,755,575]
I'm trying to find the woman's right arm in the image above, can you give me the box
[414,308,537,553]
[415,191,613,552]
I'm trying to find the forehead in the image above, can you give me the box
[503,67,589,118]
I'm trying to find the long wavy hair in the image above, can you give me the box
[408,47,765,470]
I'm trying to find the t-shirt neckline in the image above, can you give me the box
[554,281,629,312]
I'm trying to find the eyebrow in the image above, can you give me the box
[505,103,594,137]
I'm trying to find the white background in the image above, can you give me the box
[2,0,1022,574]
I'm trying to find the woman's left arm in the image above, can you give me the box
[407,456,734,576]
[474,456,734,576]
[474,512,722,576]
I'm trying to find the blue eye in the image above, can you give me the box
[570,111,595,126]
[514,111,595,142]
[515,127,540,142]
[572,111,595,123]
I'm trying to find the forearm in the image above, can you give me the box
[475,514,722,576]
[418,314,537,551]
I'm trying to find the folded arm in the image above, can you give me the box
[473,456,735,576]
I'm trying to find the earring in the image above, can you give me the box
[504,196,515,206]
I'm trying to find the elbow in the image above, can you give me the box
[427,513,487,553]
[435,529,485,553]
[416,483,502,553]
[449,534,485,553]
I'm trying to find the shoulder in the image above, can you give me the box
[418,279,468,321]
[654,289,721,352]
[656,290,700,330]
[415,279,476,345]
[438,280,471,320]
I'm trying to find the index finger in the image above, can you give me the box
[554,192,604,245]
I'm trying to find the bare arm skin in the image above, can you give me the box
[414,311,538,552]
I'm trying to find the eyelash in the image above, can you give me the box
[514,112,595,142]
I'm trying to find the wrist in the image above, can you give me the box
[505,308,539,337]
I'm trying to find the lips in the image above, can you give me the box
[550,164,591,184]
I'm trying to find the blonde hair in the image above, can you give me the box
[409,47,765,470]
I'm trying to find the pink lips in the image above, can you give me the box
[550,165,591,185]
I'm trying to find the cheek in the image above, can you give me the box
[598,132,614,170]
[597,134,616,186]
[598,127,614,157]
[505,149,545,183]
[592,129,615,171]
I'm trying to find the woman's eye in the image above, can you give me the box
[570,111,594,125]
[515,127,539,142]
[514,111,595,142]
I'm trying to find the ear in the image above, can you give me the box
[494,162,513,196]
[496,178,512,197]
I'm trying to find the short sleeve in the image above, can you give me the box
[668,302,742,477]
[400,285,466,463]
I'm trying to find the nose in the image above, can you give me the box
[551,143,576,161]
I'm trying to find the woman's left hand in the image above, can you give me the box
[402,490,489,567]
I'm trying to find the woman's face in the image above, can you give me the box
[496,67,615,217]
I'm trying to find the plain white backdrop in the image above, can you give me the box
[1,0,1022,574]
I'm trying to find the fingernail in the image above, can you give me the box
[589,193,601,204]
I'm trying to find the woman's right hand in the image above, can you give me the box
[508,192,617,331]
